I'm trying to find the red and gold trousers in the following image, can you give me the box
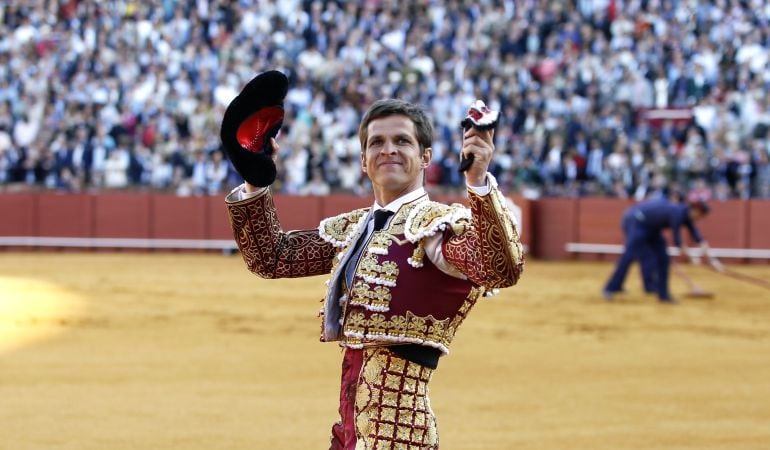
[330,347,439,450]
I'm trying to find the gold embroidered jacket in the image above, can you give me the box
[226,181,524,354]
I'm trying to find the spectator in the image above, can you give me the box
[338,152,363,195]
[299,168,331,196]
[103,148,129,189]
[205,150,228,194]
[0,1,767,200]
[190,150,209,195]
[282,145,309,194]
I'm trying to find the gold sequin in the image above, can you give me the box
[380,407,396,422]
[378,423,394,439]
[396,426,411,441]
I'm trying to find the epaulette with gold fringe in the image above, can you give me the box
[404,201,472,243]
[318,208,370,248]
[402,201,471,268]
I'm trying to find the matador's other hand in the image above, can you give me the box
[245,137,279,193]
[462,127,495,187]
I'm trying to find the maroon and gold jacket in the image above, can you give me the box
[226,180,523,355]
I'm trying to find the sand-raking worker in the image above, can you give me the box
[221,71,524,449]
[603,197,723,303]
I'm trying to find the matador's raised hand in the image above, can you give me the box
[459,100,499,186]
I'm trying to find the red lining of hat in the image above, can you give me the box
[236,106,284,152]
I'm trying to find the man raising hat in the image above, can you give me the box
[221,72,524,449]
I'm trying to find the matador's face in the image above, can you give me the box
[361,115,432,205]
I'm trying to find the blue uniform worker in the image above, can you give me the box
[604,198,715,303]
[621,209,658,294]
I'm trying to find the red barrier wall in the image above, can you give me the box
[206,196,233,240]
[0,193,767,260]
[321,195,371,219]
[0,193,36,236]
[37,194,93,237]
[748,200,770,249]
[572,198,632,261]
[92,193,151,238]
[532,198,578,259]
[532,198,768,261]
[273,194,326,231]
[696,200,749,249]
[576,198,631,244]
[151,195,207,239]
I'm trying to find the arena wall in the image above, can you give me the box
[0,193,766,261]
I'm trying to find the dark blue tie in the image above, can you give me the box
[344,209,393,288]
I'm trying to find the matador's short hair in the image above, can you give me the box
[358,99,433,155]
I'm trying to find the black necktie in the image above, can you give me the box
[372,209,394,231]
[344,209,393,288]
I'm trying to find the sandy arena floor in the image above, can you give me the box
[1,252,769,450]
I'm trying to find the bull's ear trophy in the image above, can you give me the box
[220,70,288,187]
[458,100,499,172]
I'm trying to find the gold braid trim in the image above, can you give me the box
[442,178,524,288]
[341,285,484,356]
[318,208,370,248]
[403,201,471,270]
[225,188,336,278]
[404,201,471,243]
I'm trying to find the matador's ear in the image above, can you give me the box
[220,70,288,187]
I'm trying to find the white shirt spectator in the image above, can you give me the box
[103,149,130,189]
[12,117,38,148]
[206,153,229,194]
[298,47,326,77]
[0,128,11,153]
[12,18,36,45]
[338,157,361,193]
[299,172,331,196]
[190,152,208,194]
[283,146,309,195]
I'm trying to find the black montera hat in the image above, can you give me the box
[220,70,288,187]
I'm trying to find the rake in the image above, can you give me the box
[672,264,715,299]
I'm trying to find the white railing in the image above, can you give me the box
[565,242,770,259]
[0,236,237,251]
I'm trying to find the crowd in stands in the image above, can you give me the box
[0,0,769,200]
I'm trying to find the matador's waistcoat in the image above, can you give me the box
[226,182,524,355]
